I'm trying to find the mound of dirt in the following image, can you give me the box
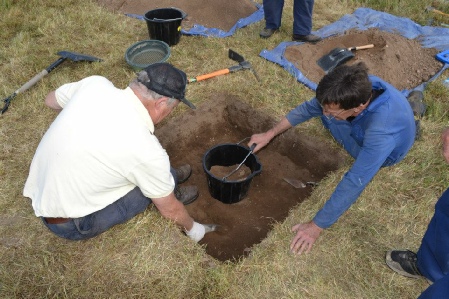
[284,28,443,90]
[96,0,258,31]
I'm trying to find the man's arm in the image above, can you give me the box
[249,98,323,152]
[44,91,63,111]
[151,193,194,231]
[290,132,396,254]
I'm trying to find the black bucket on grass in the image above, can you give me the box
[203,143,262,204]
[144,7,186,46]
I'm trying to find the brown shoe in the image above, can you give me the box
[292,34,322,43]
[175,164,192,184]
[174,186,198,205]
[260,28,279,38]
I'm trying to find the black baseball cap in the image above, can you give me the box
[138,63,196,109]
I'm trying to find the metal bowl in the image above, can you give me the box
[125,40,170,71]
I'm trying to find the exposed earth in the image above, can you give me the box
[284,28,443,90]
[95,1,445,261]
[96,0,258,31]
[156,95,342,261]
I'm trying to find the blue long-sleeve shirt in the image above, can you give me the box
[285,75,416,228]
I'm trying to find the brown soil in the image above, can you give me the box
[284,28,443,90]
[156,94,343,262]
[96,0,258,31]
[210,165,252,182]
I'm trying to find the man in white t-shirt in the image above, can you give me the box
[23,63,212,242]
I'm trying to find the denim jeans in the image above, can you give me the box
[263,0,314,35]
[42,167,179,240]
[416,187,449,298]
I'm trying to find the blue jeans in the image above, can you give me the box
[42,167,179,240]
[263,0,314,35]
[416,187,449,298]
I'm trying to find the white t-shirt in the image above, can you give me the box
[23,76,175,218]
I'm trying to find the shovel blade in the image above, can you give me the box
[57,51,102,62]
[283,177,306,188]
[228,49,245,63]
[317,47,354,73]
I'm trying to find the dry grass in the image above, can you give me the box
[1,0,448,298]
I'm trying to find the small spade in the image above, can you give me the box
[283,177,306,188]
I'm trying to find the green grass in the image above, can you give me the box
[1,0,448,298]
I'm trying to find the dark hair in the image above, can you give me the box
[316,62,372,110]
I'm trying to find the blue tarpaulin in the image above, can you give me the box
[126,3,264,38]
[260,7,449,95]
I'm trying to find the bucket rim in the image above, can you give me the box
[144,7,187,21]
[202,143,262,182]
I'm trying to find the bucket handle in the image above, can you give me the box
[150,7,187,21]
[222,143,257,181]
[152,17,183,22]
[236,136,250,146]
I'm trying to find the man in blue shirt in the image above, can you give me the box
[248,62,416,254]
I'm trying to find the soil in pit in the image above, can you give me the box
[210,165,252,182]
[156,94,343,262]
[96,0,258,32]
[284,28,443,91]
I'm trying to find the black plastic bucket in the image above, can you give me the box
[203,143,262,204]
[144,8,186,46]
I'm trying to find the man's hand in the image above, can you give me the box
[248,132,273,153]
[290,221,323,255]
[248,117,293,153]
[185,223,219,242]
[442,127,449,164]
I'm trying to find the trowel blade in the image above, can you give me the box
[283,177,306,188]
[204,224,220,233]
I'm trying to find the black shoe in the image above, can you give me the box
[407,90,426,118]
[175,164,192,184]
[385,250,424,279]
[174,186,198,205]
[260,28,278,38]
[292,34,322,43]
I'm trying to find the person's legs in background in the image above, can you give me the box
[292,0,321,42]
[260,0,284,38]
[292,0,312,35]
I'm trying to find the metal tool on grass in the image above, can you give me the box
[188,49,260,83]
[1,51,102,115]
[222,143,256,181]
[317,44,374,73]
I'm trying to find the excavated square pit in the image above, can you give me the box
[156,94,342,262]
